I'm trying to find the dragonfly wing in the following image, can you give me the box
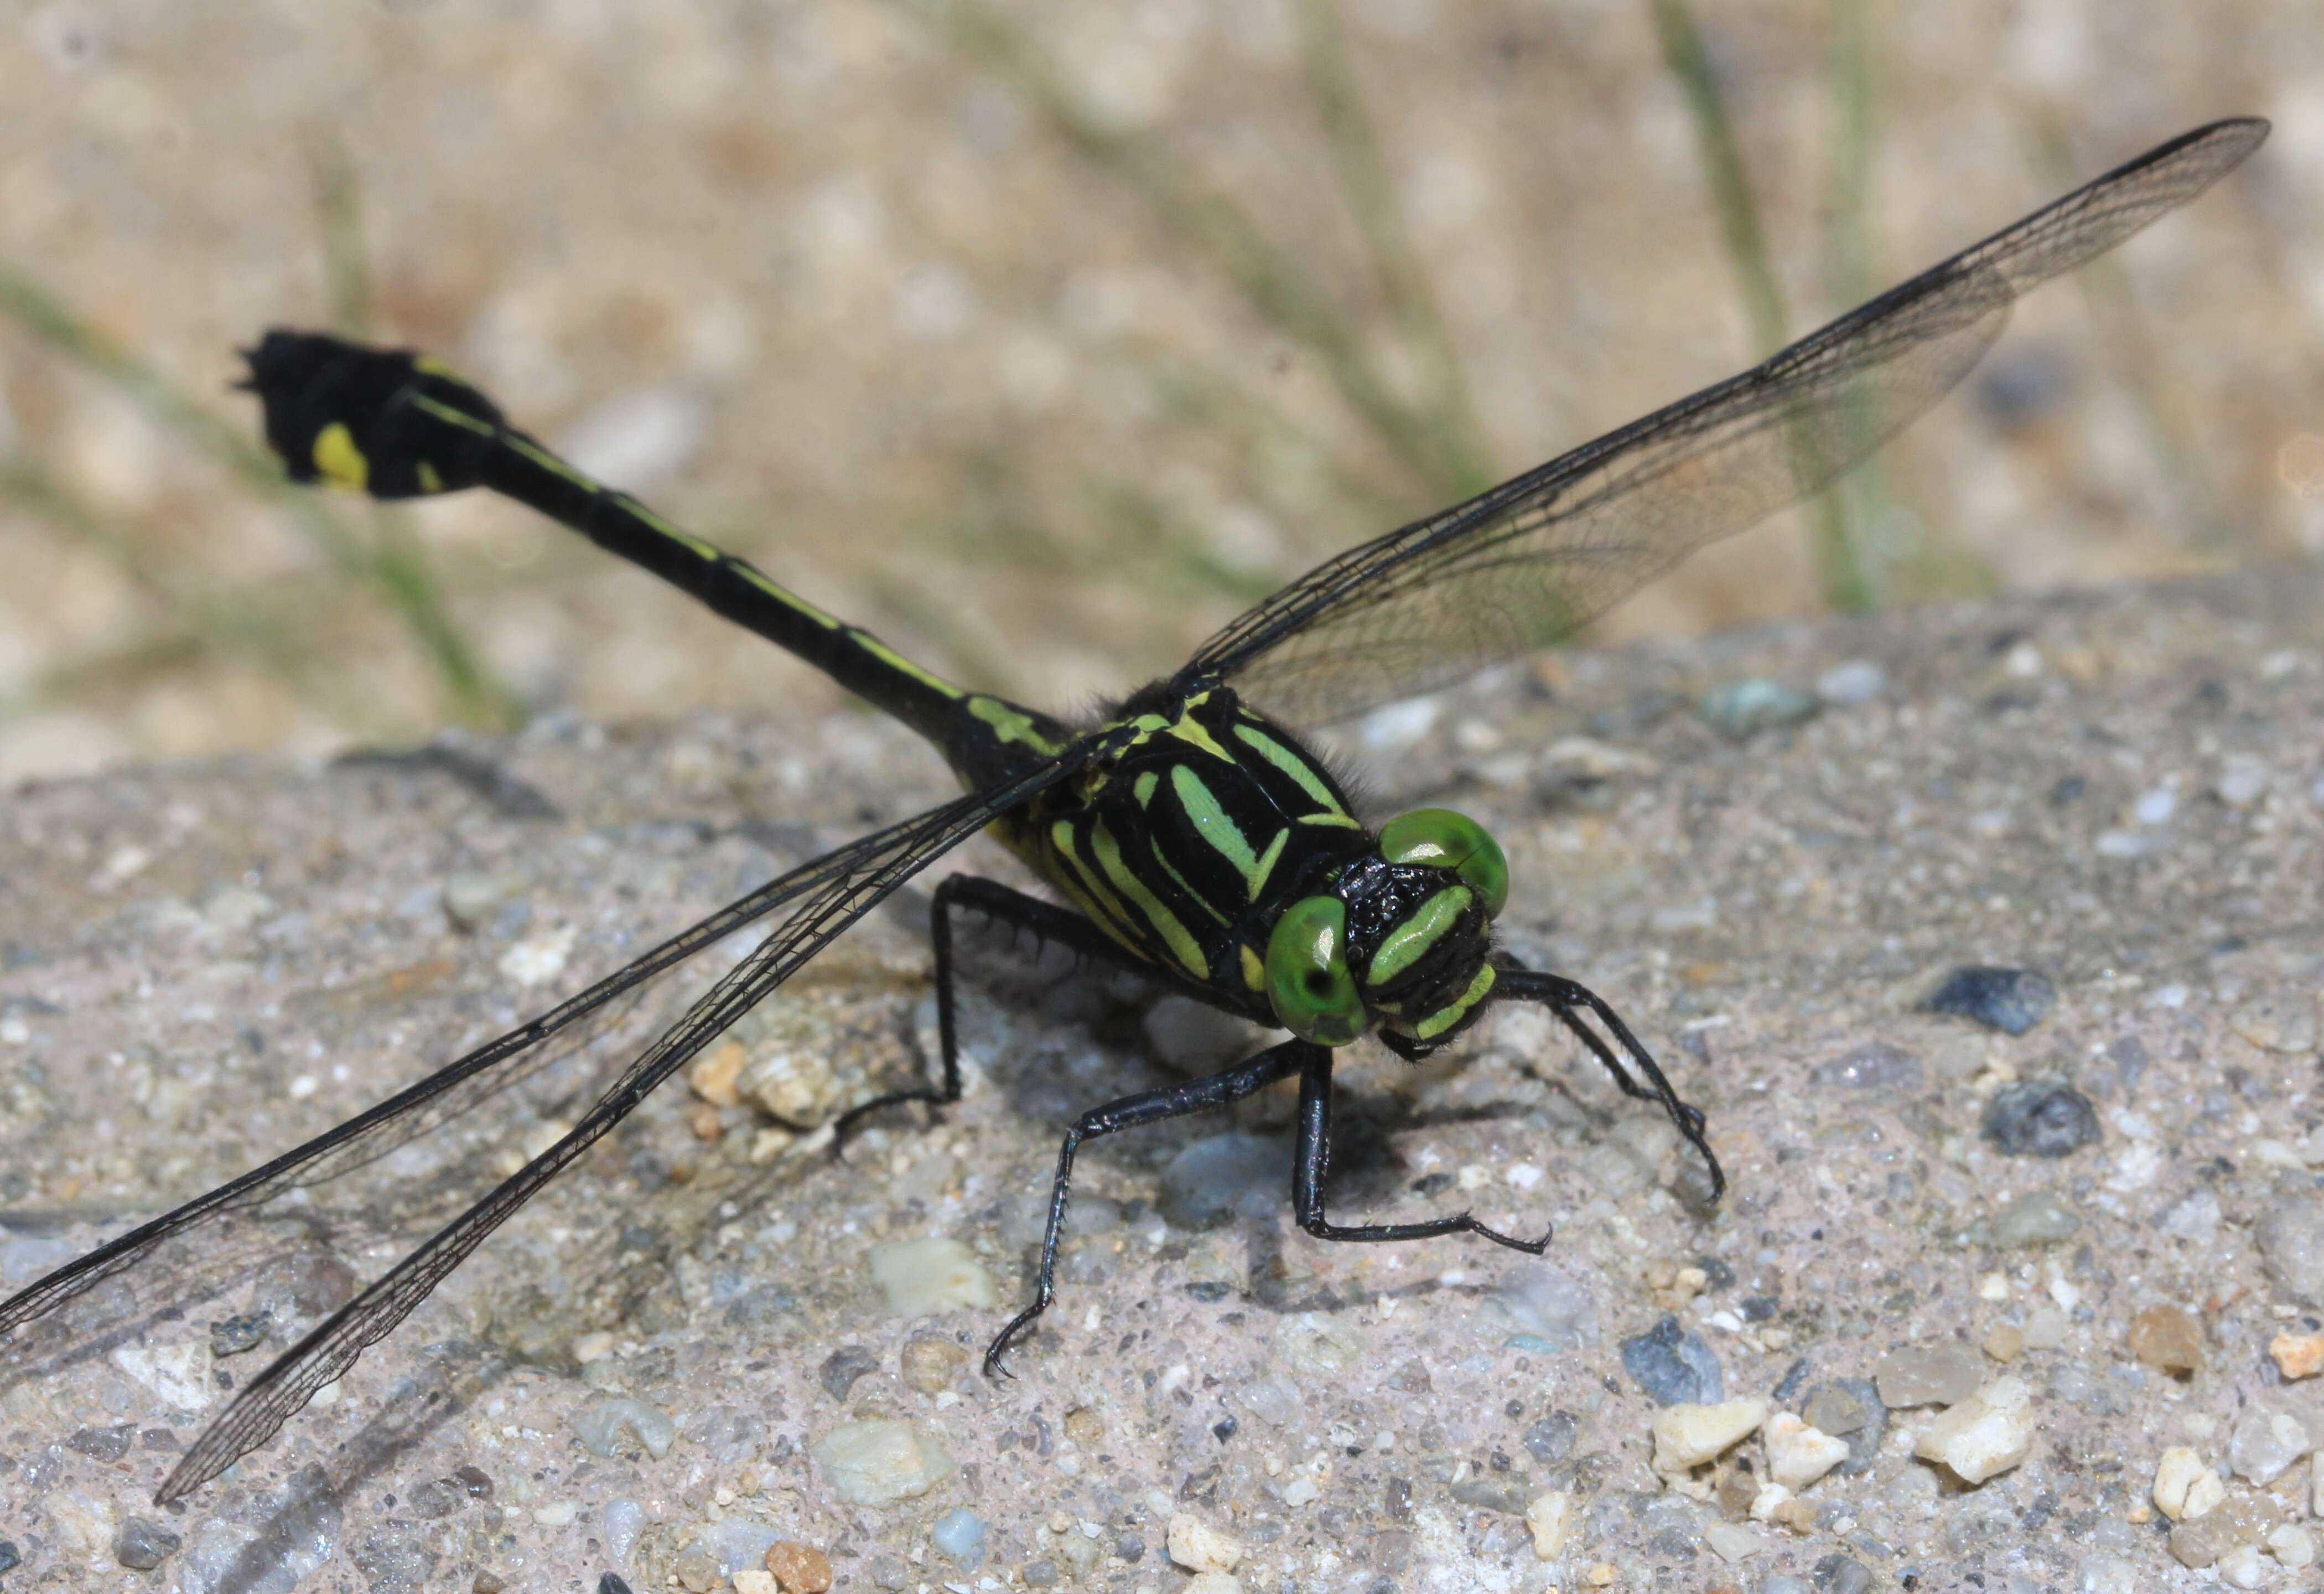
[1185,118,2265,727]
[156,755,1085,1502]
[0,814,891,1345]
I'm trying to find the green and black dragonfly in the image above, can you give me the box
[1,118,2263,1502]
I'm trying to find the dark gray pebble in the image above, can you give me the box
[597,1575,634,1594]
[113,1517,180,1571]
[1924,966,2055,1034]
[208,1308,271,1357]
[1800,1379,1887,1477]
[1523,1411,1578,1463]
[1449,1476,1531,1515]
[1619,1314,1724,1406]
[0,1539,17,1574]
[1770,1358,1811,1405]
[1021,1558,1060,1587]
[1813,1552,1874,1594]
[1114,1533,1144,1564]
[1982,1079,2101,1158]
[818,1344,881,1400]
[65,1424,134,1462]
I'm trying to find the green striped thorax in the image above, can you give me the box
[1003,684,1509,1058]
[1265,808,1507,1049]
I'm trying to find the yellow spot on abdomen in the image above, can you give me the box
[312,423,368,492]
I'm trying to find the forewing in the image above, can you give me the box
[0,819,883,1347]
[155,756,1085,1502]
[1187,118,2265,726]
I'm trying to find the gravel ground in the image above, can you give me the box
[3,563,2324,1593]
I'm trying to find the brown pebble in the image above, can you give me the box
[2270,1330,2324,1380]
[766,1540,834,1594]
[1714,1461,1757,1520]
[1983,1323,2024,1362]
[689,1040,747,1108]
[2127,1304,2203,1375]
[899,1333,969,1393]
[1064,1405,1104,1443]
[687,1103,724,1142]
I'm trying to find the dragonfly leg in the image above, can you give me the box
[833,876,1138,1147]
[1289,1045,1552,1253]
[984,1038,1309,1376]
[1495,961,1725,1199]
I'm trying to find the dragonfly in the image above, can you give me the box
[0,117,2263,1504]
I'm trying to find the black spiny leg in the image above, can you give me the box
[985,1039,1311,1375]
[1496,961,1725,1199]
[833,875,1149,1146]
[1290,1044,1553,1251]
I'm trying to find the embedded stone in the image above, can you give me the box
[1912,1377,2034,1484]
[1651,1397,1770,1475]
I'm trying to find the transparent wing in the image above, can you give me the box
[153,755,1084,1502]
[1185,118,2265,725]
[0,821,883,1345]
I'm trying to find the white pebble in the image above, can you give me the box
[733,1572,778,1594]
[1651,1398,1770,1475]
[2218,1543,2270,1589]
[2134,785,2177,826]
[2154,1446,2222,1522]
[1913,1377,2034,1484]
[810,1419,956,1507]
[2232,1407,2313,1485]
[2270,1523,2316,1569]
[1763,1412,1851,1491]
[1185,1576,1244,1594]
[499,925,575,986]
[1749,1482,1791,1521]
[1167,1513,1244,1574]
[868,1238,995,1316]
[1525,1491,1575,1560]
[1703,1520,1762,1562]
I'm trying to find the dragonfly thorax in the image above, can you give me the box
[1000,685,1508,1054]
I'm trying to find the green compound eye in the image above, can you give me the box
[1378,808,1509,918]
[1264,895,1371,1046]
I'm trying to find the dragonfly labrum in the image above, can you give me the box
[0,116,2265,1503]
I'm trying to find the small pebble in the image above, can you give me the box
[1160,1133,1283,1228]
[930,1509,987,1570]
[1166,1513,1244,1574]
[1981,1079,2100,1157]
[734,1573,777,1594]
[899,1333,968,1393]
[1815,659,1887,706]
[1650,1396,1769,1474]
[1811,1553,1872,1594]
[1799,1378,1887,1477]
[810,1420,955,1507]
[1184,1576,1244,1594]
[571,1399,677,1460]
[0,1541,18,1575]
[2270,1330,2324,1380]
[1523,1411,1579,1463]
[1875,1343,1984,1407]
[1698,678,1818,740]
[2126,1304,2203,1374]
[2170,1487,2284,1570]
[2021,1307,2069,1350]
[1809,1041,1922,1092]
[2217,1543,2269,1588]
[1524,1491,1575,1560]
[1924,966,2055,1034]
[765,1541,833,1593]
[1981,1323,2024,1362]
[868,1238,995,1316]
[112,1516,180,1571]
[1985,1188,2081,1246]
[2153,1447,2223,1522]
[2228,1405,2310,1485]
[208,1309,272,1357]
[2258,1196,2324,1301]
[2232,995,2321,1055]
[1532,735,1659,799]
[818,1345,880,1400]
[2268,1523,2316,1569]
[1621,1313,1725,1405]
[1762,1412,1850,1491]
[1703,1519,1761,1562]
[1913,1376,2034,1483]
[1482,1263,1599,1353]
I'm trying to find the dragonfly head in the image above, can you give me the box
[1263,808,1507,1049]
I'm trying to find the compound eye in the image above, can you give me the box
[1378,808,1509,918]
[1264,896,1370,1046]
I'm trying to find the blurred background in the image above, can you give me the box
[0,0,2317,784]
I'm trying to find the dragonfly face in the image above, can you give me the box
[1284,807,1509,1053]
